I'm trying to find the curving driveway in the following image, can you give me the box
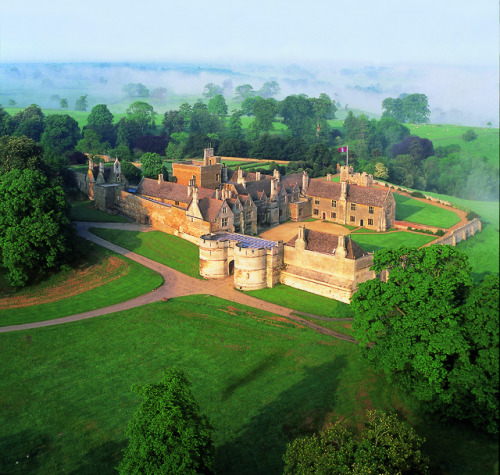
[0,222,356,343]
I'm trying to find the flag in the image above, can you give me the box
[338,147,347,153]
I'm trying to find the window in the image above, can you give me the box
[314,198,320,205]
[221,217,228,227]
[369,206,374,214]
[331,212,336,219]
[350,215,355,222]
[313,209,319,215]
[175,201,179,206]
[331,200,337,207]
[222,206,227,213]
[368,218,373,226]
[299,208,303,216]
[350,203,356,211]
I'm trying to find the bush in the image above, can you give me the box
[436,229,445,236]
[462,129,478,142]
[411,191,426,198]
[466,210,480,221]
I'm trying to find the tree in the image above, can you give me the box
[116,117,142,149]
[207,94,228,118]
[11,104,45,142]
[382,93,430,124]
[351,246,499,433]
[122,83,150,98]
[279,95,315,138]
[250,97,277,136]
[462,128,478,142]
[0,169,73,286]
[150,87,168,104]
[283,411,429,474]
[60,98,68,109]
[74,95,88,112]
[0,105,11,137]
[118,369,214,474]
[126,101,156,132]
[86,104,116,146]
[76,129,109,155]
[258,80,280,99]
[40,114,81,155]
[121,161,142,184]
[202,83,223,100]
[234,84,255,102]
[374,162,389,180]
[140,152,166,179]
[0,135,44,173]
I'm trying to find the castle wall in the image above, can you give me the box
[281,246,375,303]
[199,238,229,279]
[172,162,222,189]
[432,218,482,246]
[233,246,268,291]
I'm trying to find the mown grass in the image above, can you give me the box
[0,243,162,326]
[244,284,354,319]
[0,295,497,475]
[70,201,129,223]
[351,231,436,253]
[393,193,461,228]
[89,228,201,278]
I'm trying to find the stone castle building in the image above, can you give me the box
[74,148,396,301]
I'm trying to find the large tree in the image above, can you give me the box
[140,152,166,179]
[283,411,429,474]
[382,93,430,124]
[11,104,45,142]
[351,246,499,434]
[86,104,116,146]
[118,369,214,474]
[74,95,88,112]
[0,135,44,173]
[0,168,73,286]
[207,94,228,118]
[40,114,81,155]
[126,101,156,132]
[279,95,315,138]
[250,97,277,136]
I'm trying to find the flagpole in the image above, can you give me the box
[346,145,349,168]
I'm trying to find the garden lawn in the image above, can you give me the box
[0,244,162,326]
[351,231,436,253]
[245,284,354,319]
[70,201,129,223]
[393,193,461,228]
[0,295,496,475]
[90,228,201,278]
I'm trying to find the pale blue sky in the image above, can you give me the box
[0,0,498,66]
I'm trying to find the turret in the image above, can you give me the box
[295,225,307,251]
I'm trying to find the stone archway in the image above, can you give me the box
[228,260,235,275]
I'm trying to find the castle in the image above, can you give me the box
[74,148,396,302]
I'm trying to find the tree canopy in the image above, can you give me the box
[140,152,166,179]
[283,410,429,474]
[40,114,80,155]
[126,102,156,132]
[351,245,499,434]
[118,369,214,474]
[382,93,430,124]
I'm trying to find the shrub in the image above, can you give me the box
[466,210,480,221]
[436,229,445,236]
[462,129,478,142]
[410,191,426,198]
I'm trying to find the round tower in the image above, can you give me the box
[233,245,268,291]
[199,234,229,279]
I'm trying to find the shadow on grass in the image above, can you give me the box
[0,430,52,473]
[70,440,127,475]
[216,356,348,475]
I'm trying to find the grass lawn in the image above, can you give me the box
[245,284,354,319]
[393,193,461,228]
[0,243,163,326]
[90,228,201,279]
[70,201,130,223]
[351,231,436,253]
[0,295,496,475]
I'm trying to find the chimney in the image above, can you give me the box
[302,170,309,194]
[327,173,332,181]
[336,234,347,258]
[256,171,261,181]
[215,188,220,200]
[295,225,307,250]
[187,178,194,196]
[271,178,277,197]
[192,186,199,204]
[222,165,228,182]
[88,157,94,170]
[341,181,347,201]
[99,162,105,174]
[237,168,246,187]
[158,174,164,185]
[273,169,280,181]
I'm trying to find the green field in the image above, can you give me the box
[394,193,461,228]
[0,295,497,475]
[0,243,163,327]
[245,285,354,319]
[70,201,130,223]
[89,228,202,279]
[351,231,436,253]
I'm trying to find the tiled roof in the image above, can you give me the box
[286,229,367,259]
[139,178,215,204]
[307,179,390,207]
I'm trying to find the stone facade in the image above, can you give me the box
[199,226,374,303]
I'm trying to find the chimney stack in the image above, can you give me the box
[273,169,280,181]
[336,235,347,258]
[256,171,261,181]
[296,225,307,250]
[158,174,164,185]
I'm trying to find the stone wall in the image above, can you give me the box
[281,246,375,303]
[432,218,482,246]
[172,162,222,189]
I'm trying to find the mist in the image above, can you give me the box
[0,61,497,127]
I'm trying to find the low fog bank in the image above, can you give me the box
[0,61,497,126]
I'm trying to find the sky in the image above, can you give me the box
[0,0,498,66]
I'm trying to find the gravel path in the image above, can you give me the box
[0,222,356,343]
